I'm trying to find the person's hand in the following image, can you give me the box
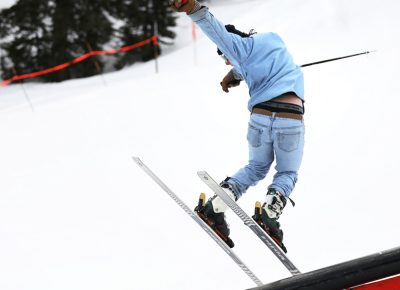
[170,0,196,14]
[220,71,241,93]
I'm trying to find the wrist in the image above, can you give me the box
[187,1,202,14]
[225,70,235,82]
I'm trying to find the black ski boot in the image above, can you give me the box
[195,192,235,248]
[252,188,288,253]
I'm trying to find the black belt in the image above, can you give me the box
[254,100,304,115]
[252,107,303,121]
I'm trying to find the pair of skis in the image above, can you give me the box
[133,157,301,286]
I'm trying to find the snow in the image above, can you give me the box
[0,0,15,9]
[1,0,400,289]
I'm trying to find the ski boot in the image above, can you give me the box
[195,190,235,248]
[252,188,288,253]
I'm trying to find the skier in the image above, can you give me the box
[172,0,305,252]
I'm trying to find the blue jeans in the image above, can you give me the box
[228,113,305,198]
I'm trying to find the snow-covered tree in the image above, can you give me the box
[0,0,176,83]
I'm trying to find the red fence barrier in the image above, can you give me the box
[0,35,158,87]
[350,275,400,289]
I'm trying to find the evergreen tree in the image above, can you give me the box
[69,0,115,79]
[0,0,52,81]
[0,0,177,83]
[47,0,115,81]
[111,0,147,69]
[114,0,177,69]
[47,0,77,81]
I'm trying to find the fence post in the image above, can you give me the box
[153,20,159,74]
[86,41,107,87]
[12,66,34,112]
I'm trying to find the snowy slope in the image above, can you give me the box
[0,0,14,9]
[1,0,400,289]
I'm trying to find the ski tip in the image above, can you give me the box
[197,171,209,179]
[132,156,143,165]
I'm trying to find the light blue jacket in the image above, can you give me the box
[189,7,304,111]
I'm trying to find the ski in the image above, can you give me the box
[132,157,263,286]
[197,171,301,276]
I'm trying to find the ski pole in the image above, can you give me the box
[300,50,375,68]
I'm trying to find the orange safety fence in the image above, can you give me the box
[0,35,158,87]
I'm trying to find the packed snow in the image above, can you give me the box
[1,0,400,289]
[0,0,14,9]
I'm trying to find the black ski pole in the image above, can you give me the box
[300,50,375,68]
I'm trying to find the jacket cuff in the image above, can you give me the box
[231,68,244,80]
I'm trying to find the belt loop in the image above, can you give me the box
[272,112,276,118]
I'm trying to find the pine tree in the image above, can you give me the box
[69,0,115,79]
[114,0,177,69]
[0,0,115,82]
[111,0,147,69]
[0,0,52,82]
[146,0,177,60]
[46,0,77,81]
[0,0,177,83]
[46,0,115,81]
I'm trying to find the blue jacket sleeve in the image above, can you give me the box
[188,7,253,69]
